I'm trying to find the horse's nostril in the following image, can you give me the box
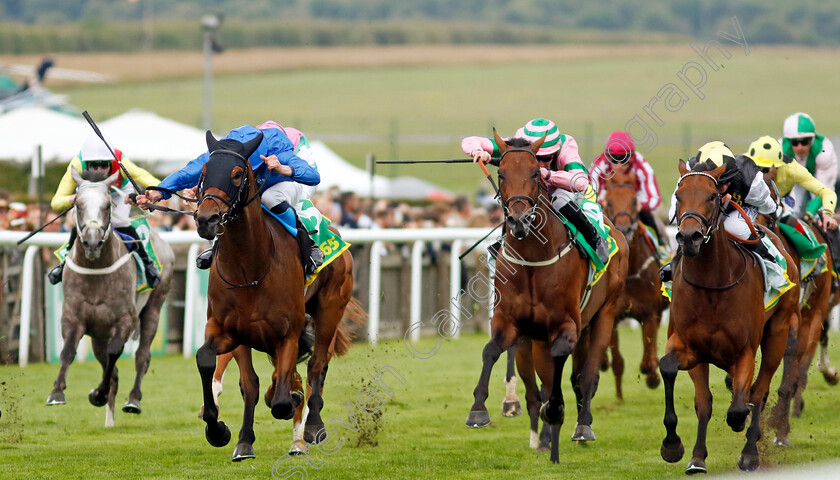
[690,231,704,244]
[675,232,684,245]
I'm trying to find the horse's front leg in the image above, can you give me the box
[501,344,522,417]
[46,315,84,405]
[685,364,711,474]
[818,318,839,384]
[231,347,259,462]
[726,347,758,433]
[90,337,119,427]
[196,327,234,448]
[659,333,698,464]
[198,350,234,419]
[570,303,615,443]
[465,318,518,429]
[124,304,161,414]
[640,311,662,389]
[514,339,547,450]
[290,370,310,454]
[270,333,301,421]
[89,314,133,409]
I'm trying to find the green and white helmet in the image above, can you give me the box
[782,112,816,139]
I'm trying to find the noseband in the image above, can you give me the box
[676,171,723,243]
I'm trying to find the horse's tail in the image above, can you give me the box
[332,297,368,357]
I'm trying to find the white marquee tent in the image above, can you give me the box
[0,106,88,161]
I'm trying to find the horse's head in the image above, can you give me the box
[496,129,546,240]
[195,130,264,240]
[674,159,727,257]
[71,166,120,260]
[603,169,638,240]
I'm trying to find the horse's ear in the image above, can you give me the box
[678,159,688,176]
[206,130,218,151]
[242,132,264,159]
[493,128,507,156]
[529,134,546,155]
[103,170,120,187]
[71,165,86,186]
[708,163,727,180]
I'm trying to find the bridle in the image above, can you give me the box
[197,149,267,228]
[75,182,113,239]
[499,147,548,224]
[675,171,724,244]
[605,182,638,227]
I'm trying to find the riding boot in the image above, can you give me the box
[115,226,161,289]
[640,209,670,261]
[558,202,609,264]
[196,245,214,270]
[659,247,681,282]
[746,239,777,263]
[270,202,322,276]
[48,228,77,285]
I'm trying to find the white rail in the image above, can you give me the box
[4,225,838,366]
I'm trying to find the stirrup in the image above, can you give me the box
[48,263,65,285]
[196,248,213,270]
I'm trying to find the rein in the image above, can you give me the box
[680,243,751,290]
[213,225,277,289]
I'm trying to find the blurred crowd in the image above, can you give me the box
[0,186,503,234]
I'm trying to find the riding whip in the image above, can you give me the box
[15,205,73,245]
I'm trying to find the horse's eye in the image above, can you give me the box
[707,194,716,203]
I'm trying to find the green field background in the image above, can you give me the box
[54,45,840,202]
[2,328,839,479]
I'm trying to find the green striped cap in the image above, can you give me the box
[515,118,561,156]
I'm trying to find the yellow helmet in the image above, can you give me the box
[695,141,734,168]
[746,135,784,168]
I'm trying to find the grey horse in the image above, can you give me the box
[45,167,174,427]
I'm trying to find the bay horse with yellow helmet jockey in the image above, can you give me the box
[661,141,800,473]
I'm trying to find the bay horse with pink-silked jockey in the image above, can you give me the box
[465,131,629,464]
[661,160,800,473]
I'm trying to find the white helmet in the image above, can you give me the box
[782,112,816,139]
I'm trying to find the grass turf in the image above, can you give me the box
[1,326,839,479]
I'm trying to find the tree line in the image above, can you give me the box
[0,0,838,53]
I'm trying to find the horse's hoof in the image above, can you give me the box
[289,441,309,455]
[539,402,564,426]
[661,439,684,463]
[88,389,107,408]
[571,424,595,442]
[822,369,839,386]
[231,442,256,462]
[773,435,790,447]
[465,410,491,428]
[726,407,749,432]
[738,453,760,472]
[685,458,707,475]
[122,400,142,414]
[304,423,327,444]
[271,400,295,420]
[205,421,231,448]
[46,392,66,405]
[536,445,551,453]
[501,400,522,417]
[646,374,661,389]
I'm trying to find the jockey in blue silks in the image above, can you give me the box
[136,124,323,274]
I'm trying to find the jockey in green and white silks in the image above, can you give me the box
[780,113,838,219]
[462,118,610,264]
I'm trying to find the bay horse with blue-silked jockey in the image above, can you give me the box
[191,131,363,461]
[601,168,668,398]
[465,131,629,464]
[661,160,800,473]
